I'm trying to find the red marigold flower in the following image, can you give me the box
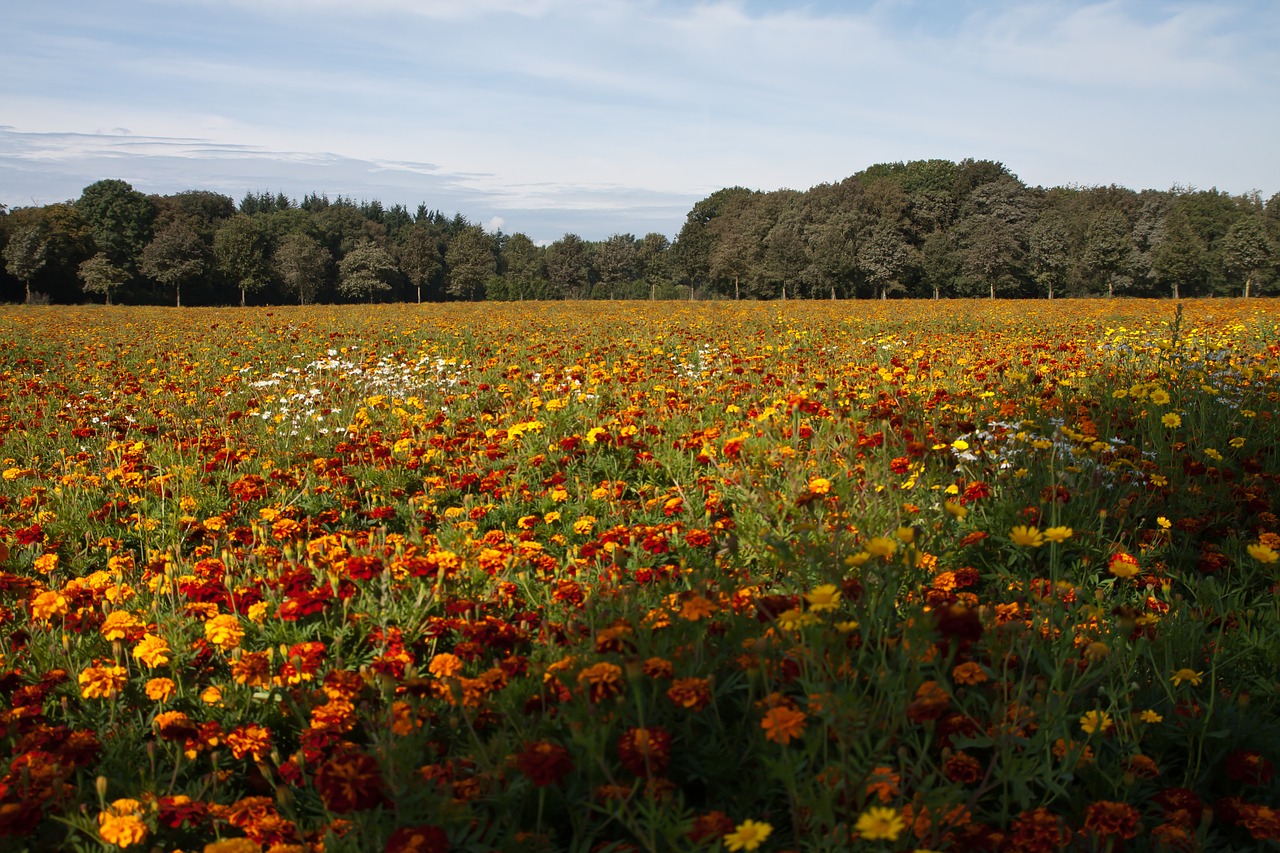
[385,823,451,852]
[1225,749,1274,785]
[515,740,574,788]
[687,810,736,845]
[314,750,388,813]
[1007,807,1072,853]
[617,726,672,776]
[666,677,713,711]
[943,751,984,785]
[1083,800,1141,840]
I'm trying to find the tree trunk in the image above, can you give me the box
[1047,284,1054,300]
[780,283,786,301]
[1172,282,1179,300]
[240,287,246,308]
[933,285,939,300]
[1244,274,1252,298]
[734,276,739,301]
[417,286,422,304]
[989,282,995,300]
[830,284,836,300]
[176,284,182,308]
[1107,279,1114,298]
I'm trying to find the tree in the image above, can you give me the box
[76,179,155,268]
[1082,209,1133,298]
[501,233,546,300]
[1028,214,1070,299]
[953,175,1030,299]
[144,217,209,307]
[920,231,961,300]
[274,233,331,305]
[545,234,592,299]
[395,224,442,303]
[1147,205,1206,299]
[635,233,671,299]
[78,253,130,306]
[445,226,495,301]
[594,234,637,298]
[338,240,396,302]
[1222,216,1275,297]
[1,222,50,303]
[213,215,274,306]
[858,220,915,300]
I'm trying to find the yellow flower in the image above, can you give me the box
[804,584,841,612]
[200,686,224,706]
[1149,389,1171,405]
[1009,526,1044,548]
[203,840,262,853]
[80,665,128,700]
[865,537,896,558]
[204,614,244,649]
[1161,412,1181,428]
[31,590,68,620]
[132,634,172,669]
[1157,517,1172,529]
[1079,710,1113,736]
[724,819,773,852]
[1170,668,1204,687]
[98,807,148,848]
[855,805,906,841]
[101,610,143,641]
[1042,526,1073,544]
[1139,709,1164,724]
[145,677,176,702]
[1247,543,1279,564]
[1204,448,1223,462]
[807,476,832,495]
[943,500,968,521]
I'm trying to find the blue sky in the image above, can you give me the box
[2,0,1277,242]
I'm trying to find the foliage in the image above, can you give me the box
[0,301,1278,851]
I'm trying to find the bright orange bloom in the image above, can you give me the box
[760,706,807,745]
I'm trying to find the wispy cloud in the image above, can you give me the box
[2,1,1276,236]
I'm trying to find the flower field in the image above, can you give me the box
[0,300,1278,852]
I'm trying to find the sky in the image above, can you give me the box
[1,0,1277,242]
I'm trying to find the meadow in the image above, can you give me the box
[0,299,1277,852]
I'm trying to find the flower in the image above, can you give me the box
[1042,526,1073,543]
[1079,710,1113,736]
[951,661,988,685]
[1247,543,1279,564]
[803,584,841,612]
[145,678,176,702]
[1108,553,1140,579]
[80,664,128,700]
[133,633,172,668]
[98,801,148,848]
[617,726,672,776]
[1157,516,1172,529]
[1083,800,1141,840]
[724,819,772,852]
[760,706,807,745]
[667,677,713,711]
[1150,389,1171,405]
[577,662,624,702]
[1010,526,1044,547]
[855,806,906,841]
[865,537,897,558]
[428,652,464,678]
[1170,668,1204,687]
[313,749,388,812]
[204,614,244,649]
[807,476,832,495]
[515,740,574,787]
[1161,412,1181,428]
[1138,709,1164,724]
[943,500,968,521]
[31,590,68,620]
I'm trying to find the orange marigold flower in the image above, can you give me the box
[1083,800,1141,840]
[643,657,673,679]
[101,610,143,641]
[951,661,988,685]
[428,652,464,678]
[666,676,713,711]
[864,765,901,803]
[578,662,624,702]
[145,677,176,702]
[760,706,807,745]
[98,798,148,848]
[79,664,128,700]
[31,590,68,620]
[132,633,172,668]
[226,724,272,761]
[1108,552,1140,579]
[679,594,716,621]
[204,614,244,649]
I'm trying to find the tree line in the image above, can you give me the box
[1,160,1277,306]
